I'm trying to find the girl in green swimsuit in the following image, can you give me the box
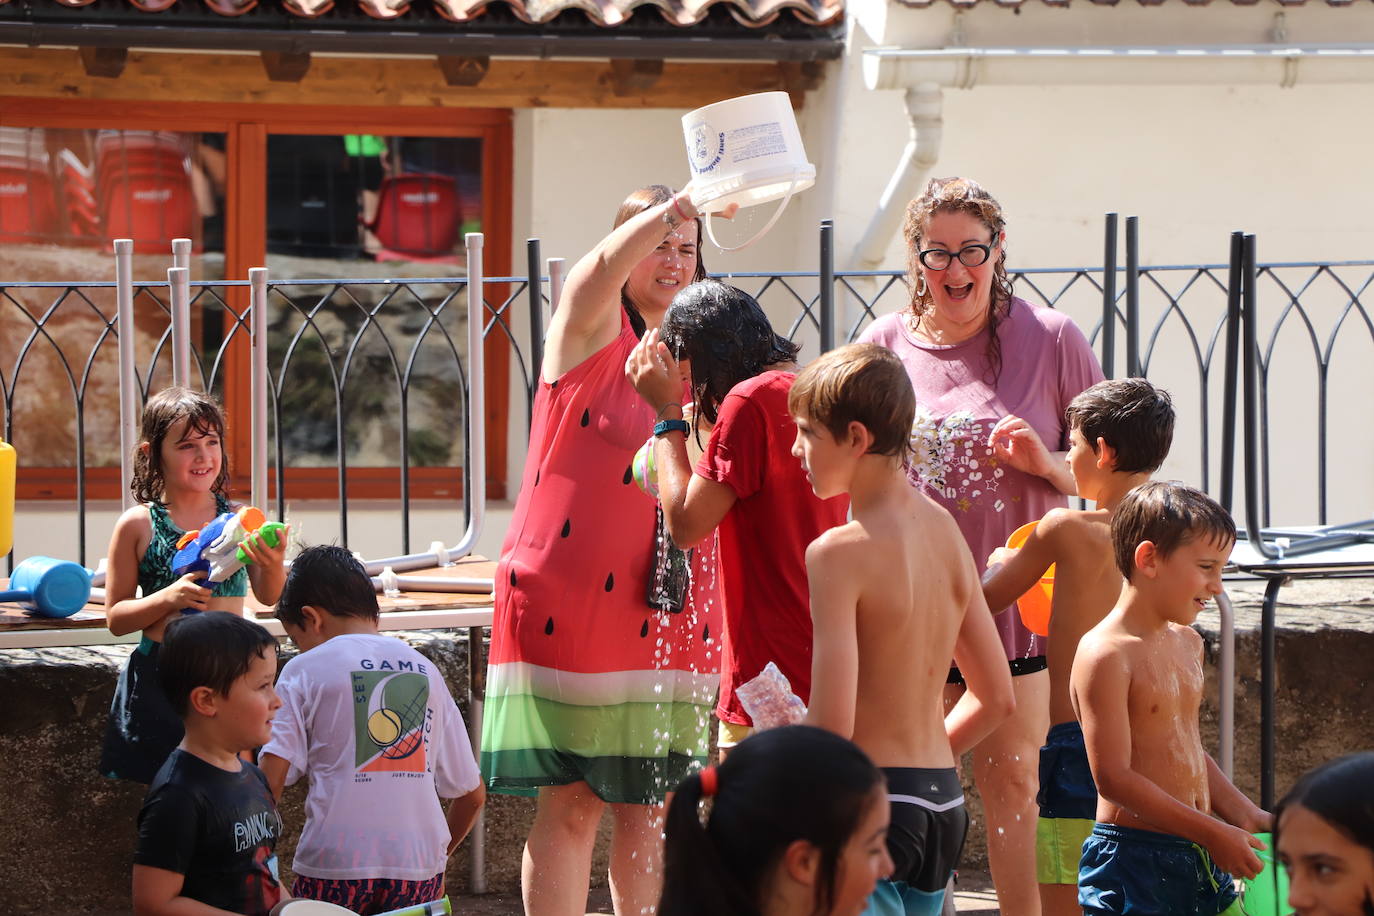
[99,387,288,783]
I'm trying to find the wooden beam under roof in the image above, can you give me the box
[0,49,802,110]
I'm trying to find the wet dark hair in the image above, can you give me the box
[660,280,800,429]
[1276,752,1374,859]
[1111,481,1236,581]
[613,185,709,338]
[1064,378,1175,475]
[132,386,231,505]
[160,611,277,718]
[789,342,915,460]
[276,544,380,628]
[659,726,884,916]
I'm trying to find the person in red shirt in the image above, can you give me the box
[627,280,849,755]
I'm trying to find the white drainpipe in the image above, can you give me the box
[850,83,944,270]
[851,42,1374,270]
[864,44,1374,91]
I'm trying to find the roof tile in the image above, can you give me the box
[36,0,841,26]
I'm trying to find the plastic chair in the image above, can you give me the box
[0,162,59,244]
[366,172,461,259]
[97,138,195,254]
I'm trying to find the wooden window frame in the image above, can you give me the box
[1,98,513,502]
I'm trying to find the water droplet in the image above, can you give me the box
[544,617,554,635]
[997,827,1005,836]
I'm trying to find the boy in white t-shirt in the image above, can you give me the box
[259,545,485,916]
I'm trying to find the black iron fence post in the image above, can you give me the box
[526,238,544,431]
[819,220,835,353]
[1102,213,1118,378]
[1219,231,1245,515]
[1126,216,1140,377]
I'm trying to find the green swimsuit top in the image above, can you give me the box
[137,495,249,599]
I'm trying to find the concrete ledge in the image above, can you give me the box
[1,575,1370,912]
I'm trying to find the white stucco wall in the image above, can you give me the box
[505,0,1374,529]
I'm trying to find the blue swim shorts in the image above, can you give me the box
[1036,720,1098,884]
[1079,822,1243,916]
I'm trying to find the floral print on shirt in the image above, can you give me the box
[908,408,1008,515]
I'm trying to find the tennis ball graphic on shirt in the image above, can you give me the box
[352,670,429,769]
[367,708,403,747]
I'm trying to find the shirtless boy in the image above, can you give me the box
[982,378,1173,915]
[1071,481,1270,916]
[791,343,1015,916]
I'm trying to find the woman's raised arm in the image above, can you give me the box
[543,189,700,381]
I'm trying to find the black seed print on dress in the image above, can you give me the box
[561,519,571,538]
[604,572,615,592]
[623,465,633,485]
[545,617,554,635]
[703,623,711,641]
[640,620,649,638]
[510,569,517,587]
[580,408,590,427]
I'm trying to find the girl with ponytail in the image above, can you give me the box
[659,726,892,916]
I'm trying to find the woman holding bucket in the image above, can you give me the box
[481,185,725,916]
[860,177,1103,916]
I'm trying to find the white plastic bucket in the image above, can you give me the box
[681,91,816,250]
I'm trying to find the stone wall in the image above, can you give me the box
[1,577,1370,914]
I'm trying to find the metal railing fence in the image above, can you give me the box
[4,221,1373,569]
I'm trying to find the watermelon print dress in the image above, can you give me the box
[481,313,721,805]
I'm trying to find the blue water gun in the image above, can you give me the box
[171,506,284,613]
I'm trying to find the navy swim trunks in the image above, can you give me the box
[1036,720,1098,884]
[863,767,967,916]
[1079,822,1243,916]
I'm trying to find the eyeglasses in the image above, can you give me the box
[918,240,998,271]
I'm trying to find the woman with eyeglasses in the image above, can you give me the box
[859,176,1103,916]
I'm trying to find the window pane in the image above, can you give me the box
[0,127,227,472]
[264,134,484,472]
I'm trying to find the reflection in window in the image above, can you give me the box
[0,127,227,474]
[266,135,484,472]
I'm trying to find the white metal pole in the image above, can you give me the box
[456,233,485,558]
[547,257,566,315]
[168,267,192,390]
[1216,590,1236,779]
[171,238,191,271]
[115,240,138,512]
[250,268,269,512]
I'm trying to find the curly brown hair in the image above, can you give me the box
[902,176,1014,383]
[130,386,231,506]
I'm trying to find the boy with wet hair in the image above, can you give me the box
[790,342,1015,916]
[1071,481,1270,916]
[132,612,285,916]
[260,545,485,916]
[981,377,1173,915]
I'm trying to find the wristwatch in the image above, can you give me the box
[653,419,690,438]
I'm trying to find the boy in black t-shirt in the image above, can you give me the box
[133,612,286,916]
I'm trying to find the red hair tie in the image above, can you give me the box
[699,766,719,797]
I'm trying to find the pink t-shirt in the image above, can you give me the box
[860,298,1104,662]
[695,371,850,725]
